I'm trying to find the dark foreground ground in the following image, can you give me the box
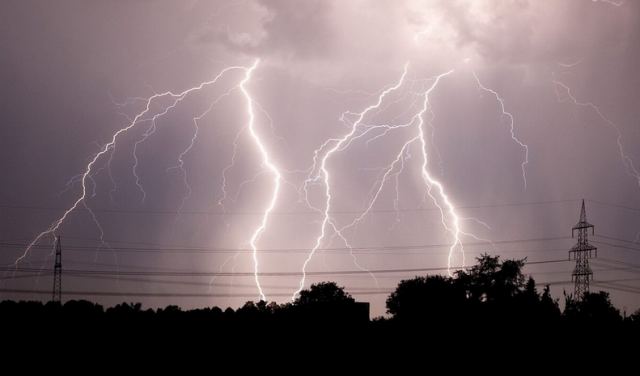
[3,257,639,363]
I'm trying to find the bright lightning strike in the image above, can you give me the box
[17,64,247,265]
[217,126,246,213]
[239,59,280,302]
[132,89,205,203]
[552,79,640,189]
[295,64,411,299]
[294,64,470,299]
[473,72,529,189]
[557,59,583,69]
[169,87,238,219]
[592,0,625,7]
[413,70,465,274]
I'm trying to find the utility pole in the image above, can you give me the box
[52,235,62,303]
[569,200,597,300]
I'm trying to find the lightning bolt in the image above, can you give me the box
[168,87,238,221]
[552,79,640,189]
[295,64,410,299]
[413,70,466,274]
[390,146,411,228]
[239,59,280,302]
[294,63,469,299]
[17,64,247,265]
[131,84,211,203]
[217,126,246,213]
[473,71,529,189]
[132,118,158,203]
[557,58,583,69]
[330,136,420,289]
[592,0,625,7]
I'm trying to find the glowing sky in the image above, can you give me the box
[1,0,639,316]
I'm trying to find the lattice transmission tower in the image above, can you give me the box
[52,235,62,303]
[569,200,597,299]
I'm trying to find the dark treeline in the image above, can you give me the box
[2,255,639,348]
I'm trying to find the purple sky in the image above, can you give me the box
[1,0,639,316]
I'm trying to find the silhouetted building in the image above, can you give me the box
[293,301,369,324]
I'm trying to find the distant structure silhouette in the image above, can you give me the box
[52,236,62,303]
[569,200,597,299]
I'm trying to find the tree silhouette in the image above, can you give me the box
[386,254,565,331]
[454,254,526,303]
[539,285,561,319]
[286,282,366,325]
[1,255,638,344]
[295,281,355,305]
[564,291,622,326]
[386,275,464,321]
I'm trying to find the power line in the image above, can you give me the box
[587,199,640,214]
[597,257,640,270]
[591,260,640,275]
[595,234,640,245]
[3,197,636,217]
[0,272,51,281]
[3,198,636,220]
[63,274,335,290]
[6,270,637,290]
[0,259,568,277]
[517,275,640,289]
[538,279,640,295]
[592,240,640,253]
[0,235,571,254]
[0,198,581,216]
[0,233,509,249]
[0,288,295,298]
[1,246,571,257]
[1,247,573,277]
[2,274,638,299]
[592,282,640,295]
[4,264,635,288]
[595,280,640,293]
[0,288,391,298]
